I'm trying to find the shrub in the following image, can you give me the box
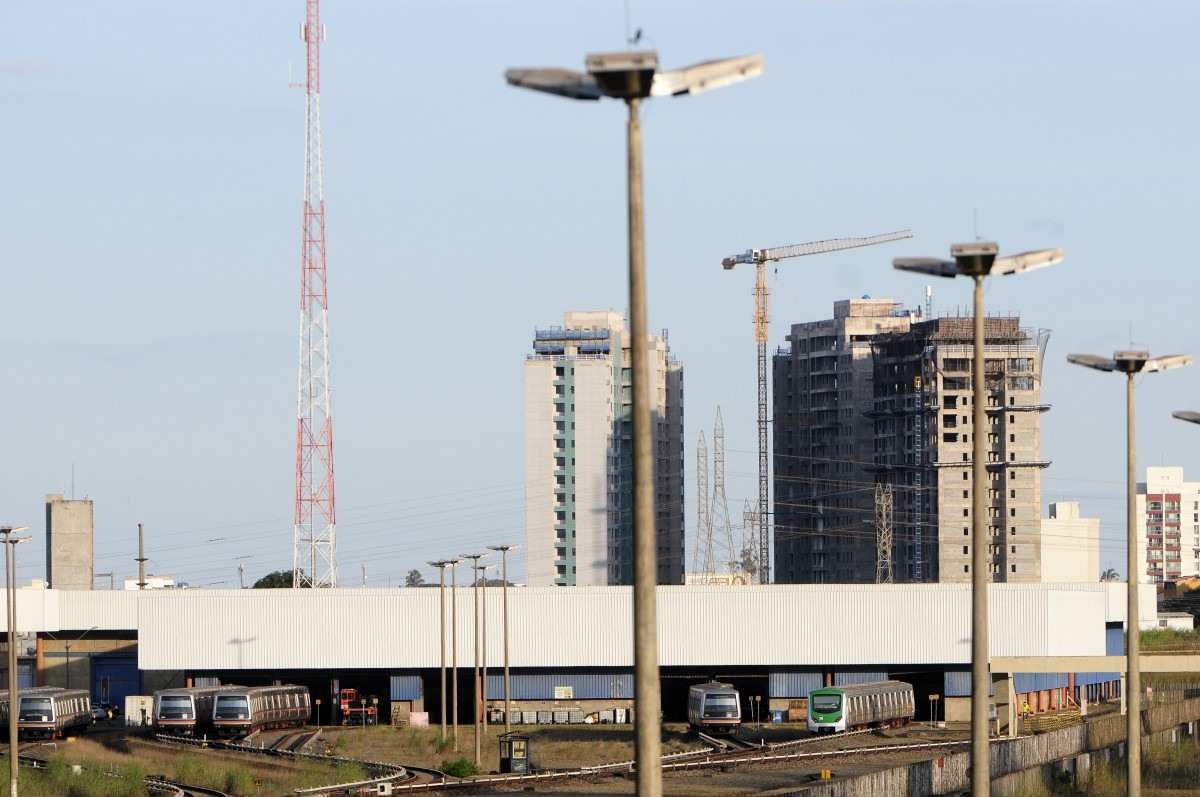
[439,757,479,778]
[223,767,255,796]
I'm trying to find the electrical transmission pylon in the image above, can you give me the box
[293,0,337,588]
[721,230,912,586]
[875,483,894,584]
[692,431,712,578]
[741,499,759,583]
[711,407,737,577]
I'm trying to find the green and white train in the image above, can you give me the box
[807,680,914,733]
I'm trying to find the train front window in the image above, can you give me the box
[214,696,250,719]
[159,696,193,718]
[19,698,53,720]
[703,694,738,717]
[811,695,841,714]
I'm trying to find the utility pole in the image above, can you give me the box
[136,522,147,590]
[238,563,245,590]
[428,561,450,742]
[2,525,29,797]
[460,552,485,767]
[361,564,366,587]
[480,564,492,731]
[487,545,516,733]
[875,484,893,584]
[448,558,460,752]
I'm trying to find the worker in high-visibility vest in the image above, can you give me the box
[1021,700,1032,719]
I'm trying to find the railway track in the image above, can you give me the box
[145,775,231,797]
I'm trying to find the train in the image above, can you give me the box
[212,684,311,738]
[17,688,92,739]
[0,687,64,725]
[807,680,914,733]
[687,681,741,734]
[153,686,227,736]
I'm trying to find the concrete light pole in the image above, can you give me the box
[507,51,762,797]
[487,544,517,733]
[460,552,486,767]
[1069,350,1192,797]
[428,560,451,742]
[448,557,460,752]
[895,243,1063,797]
[1,525,29,797]
[480,563,493,732]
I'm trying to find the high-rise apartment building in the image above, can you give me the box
[773,302,1049,584]
[772,298,917,583]
[1136,467,1200,584]
[524,311,684,586]
[45,493,94,590]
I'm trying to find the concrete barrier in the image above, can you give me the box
[775,697,1200,795]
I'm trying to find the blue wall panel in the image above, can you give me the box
[1106,626,1124,656]
[943,671,994,697]
[1014,672,1068,693]
[486,671,633,700]
[92,657,139,708]
[769,671,822,698]
[1074,671,1119,687]
[833,671,889,686]
[390,675,424,701]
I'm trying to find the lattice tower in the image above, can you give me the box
[693,430,713,579]
[875,483,894,583]
[712,407,737,575]
[293,0,337,587]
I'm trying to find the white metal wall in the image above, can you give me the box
[0,583,1125,671]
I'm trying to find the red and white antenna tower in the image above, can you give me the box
[293,0,337,587]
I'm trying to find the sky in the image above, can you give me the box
[3,0,1199,588]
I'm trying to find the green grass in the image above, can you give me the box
[1013,738,1200,796]
[1138,627,1200,652]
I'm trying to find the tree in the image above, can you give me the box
[405,569,425,588]
[253,569,297,588]
[1100,568,1121,582]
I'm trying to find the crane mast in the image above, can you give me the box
[722,229,912,585]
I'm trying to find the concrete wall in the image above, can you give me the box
[45,494,93,591]
[1041,502,1101,583]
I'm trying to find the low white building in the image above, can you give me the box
[1040,502,1100,583]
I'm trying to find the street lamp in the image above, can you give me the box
[486,544,517,733]
[1173,410,1200,426]
[894,242,1064,797]
[460,552,487,767]
[479,563,494,733]
[507,50,762,797]
[428,561,452,743]
[1,525,29,797]
[1069,349,1192,797]
[447,558,460,752]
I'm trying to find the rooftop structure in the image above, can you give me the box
[1040,502,1101,583]
[45,493,93,591]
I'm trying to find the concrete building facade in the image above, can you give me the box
[45,494,94,591]
[524,311,684,586]
[1040,502,1100,583]
[1136,466,1200,584]
[773,303,1050,584]
[772,298,917,583]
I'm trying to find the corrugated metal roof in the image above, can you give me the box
[0,583,1117,672]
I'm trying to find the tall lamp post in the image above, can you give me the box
[479,563,493,732]
[460,552,486,767]
[1068,349,1192,797]
[1,525,29,797]
[487,544,516,733]
[447,558,460,751]
[428,561,451,743]
[894,242,1063,797]
[506,51,762,797]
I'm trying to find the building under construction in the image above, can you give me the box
[773,299,1050,584]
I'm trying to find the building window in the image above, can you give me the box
[963,508,969,517]
[963,471,969,481]
[1011,545,1016,554]
[963,546,969,555]
[944,433,959,443]
[1010,508,1017,517]
[963,490,969,499]
[1009,414,1015,423]
[964,527,969,536]
[1010,489,1016,499]
[1011,527,1016,535]
[1011,564,1017,572]
[964,565,970,573]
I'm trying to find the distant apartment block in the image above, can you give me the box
[45,493,94,590]
[773,301,1049,584]
[1137,466,1200,584]
[1040,502,1100,582]
[524,311,684,587]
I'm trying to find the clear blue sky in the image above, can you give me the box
[4,0,1198,586]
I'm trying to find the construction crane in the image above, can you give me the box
[721,229,913,585]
